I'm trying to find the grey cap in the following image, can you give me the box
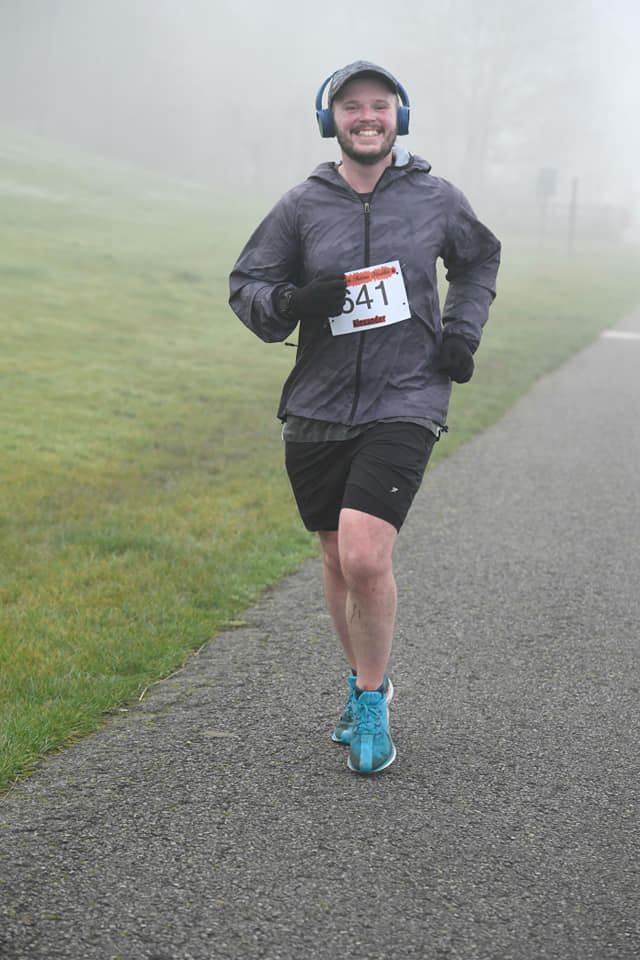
[327,60,400,105]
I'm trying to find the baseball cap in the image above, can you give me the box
[327,60,400,105]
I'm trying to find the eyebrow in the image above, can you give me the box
[341,97,393,107]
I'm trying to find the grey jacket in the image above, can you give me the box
[228,150,500,427]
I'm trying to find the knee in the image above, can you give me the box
[340,542,389,588]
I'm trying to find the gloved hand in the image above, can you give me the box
[289,275,347,320]
[438,335,475,383]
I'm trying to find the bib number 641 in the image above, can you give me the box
[343,278,390,313]
[329,259,410,337]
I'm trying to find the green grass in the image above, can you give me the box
[1,127,640,790]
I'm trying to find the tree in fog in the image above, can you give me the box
[403,0,597,200]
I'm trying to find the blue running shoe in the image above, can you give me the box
[332,674,357,744]
[332,674,394,745]
[347,689,396,774]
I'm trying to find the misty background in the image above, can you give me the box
[1,0,639,244]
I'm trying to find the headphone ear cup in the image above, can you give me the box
[396,104,410,136]
[315,74,335,138]
[396,80,410,136]
[316,108,335,138]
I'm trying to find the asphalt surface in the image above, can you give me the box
[2,311,640,960]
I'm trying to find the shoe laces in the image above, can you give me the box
[355,696,384,736]
[341,698,356,723]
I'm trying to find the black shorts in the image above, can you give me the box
[284,421,436,532]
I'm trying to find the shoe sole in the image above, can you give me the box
[331,730,351,744]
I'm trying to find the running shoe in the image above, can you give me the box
[347,689,396,774]
[331,674,393,745]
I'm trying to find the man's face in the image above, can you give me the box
[332,76,398,166]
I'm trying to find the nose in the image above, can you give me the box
[359,103,377,122]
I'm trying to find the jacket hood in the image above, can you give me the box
[308,149,432,188]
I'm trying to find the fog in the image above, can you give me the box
[1,0,639,241]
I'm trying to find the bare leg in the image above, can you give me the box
[318,528,357,671]
[318,507,397,691]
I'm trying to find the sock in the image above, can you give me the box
[355,684,385,698]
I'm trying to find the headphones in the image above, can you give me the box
[315,71,410,139]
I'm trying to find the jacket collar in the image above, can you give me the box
[308,150,431,190]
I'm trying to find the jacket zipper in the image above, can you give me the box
[347,198,371,424]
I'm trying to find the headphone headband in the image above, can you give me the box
[315,70,410,139]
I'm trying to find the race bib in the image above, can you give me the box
[329,260,410,336]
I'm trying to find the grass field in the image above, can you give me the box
[2,127,640,791]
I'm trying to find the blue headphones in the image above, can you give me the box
[315,71,410,139]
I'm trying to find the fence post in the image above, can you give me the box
[568,177,578,255]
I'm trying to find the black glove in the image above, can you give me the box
[438,335,475,383]
[279,275,347,321]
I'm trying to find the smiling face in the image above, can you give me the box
[331,76,398,167]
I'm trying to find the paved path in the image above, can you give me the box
[2,312,640,960]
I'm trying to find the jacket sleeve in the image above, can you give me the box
[228,191,301,343]
[440,187,501,351]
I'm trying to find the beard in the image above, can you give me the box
[335,126,397,166]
